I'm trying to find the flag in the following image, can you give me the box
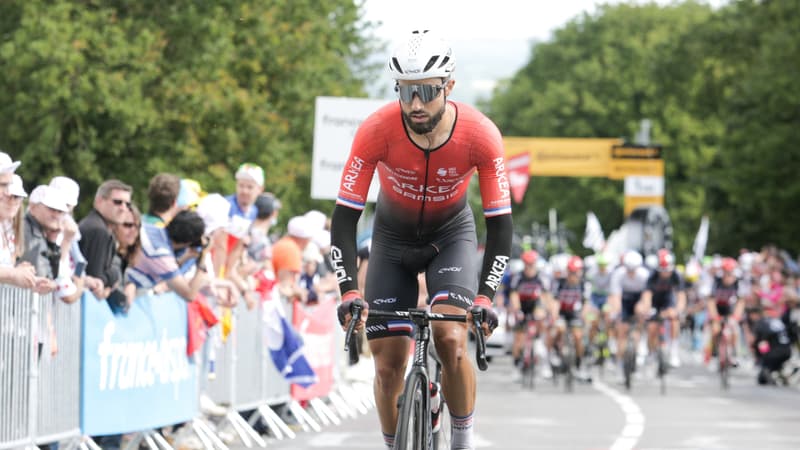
[263,299,317,388]
[507,152,531,204]
[583,212,605,252]
[692,216,709,261]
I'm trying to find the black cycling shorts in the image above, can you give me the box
[621,292,642,323]
[363,207,479,340]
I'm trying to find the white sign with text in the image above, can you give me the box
[624,176,665,197]
[311,96,391,201]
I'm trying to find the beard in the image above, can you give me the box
[402,102,446,135]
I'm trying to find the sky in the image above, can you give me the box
[361,0,724,104]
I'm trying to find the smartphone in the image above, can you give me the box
[74,261,86,277]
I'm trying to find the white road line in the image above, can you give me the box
[593,380,645,450]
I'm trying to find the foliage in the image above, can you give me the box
[0,0,382,221]
[483,0,799,258]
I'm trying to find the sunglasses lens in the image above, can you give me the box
[396,84,442,103]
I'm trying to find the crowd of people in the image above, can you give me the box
[496,244,800,387]
[0,150,344,448]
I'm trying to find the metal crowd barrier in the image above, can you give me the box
[205,295,294,446]
[0,286,81,450]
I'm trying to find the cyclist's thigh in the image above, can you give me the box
[425,229,479,311]
[364,239,419,340]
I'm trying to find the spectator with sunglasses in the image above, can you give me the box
[79,179,133,303]
[331,30,512,450]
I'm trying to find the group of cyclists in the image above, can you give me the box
[497,245,800,387]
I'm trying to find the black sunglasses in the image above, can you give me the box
[395,83,445,103]
[121,222,138,229]
[111,198,132,208]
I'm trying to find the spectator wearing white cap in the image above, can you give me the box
[0,174,40,290]
[22,186,73,295]
[79,179,133,301]
[0,152,21,195]
[226,162,264,221]
[48,175,98,295]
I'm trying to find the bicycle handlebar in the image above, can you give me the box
[342,301,490,371]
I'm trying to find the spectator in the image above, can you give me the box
[78,179,133,301]
[142,173,181,227]
[176,178,205,210]
[226,163,264,221]
[23,186,72,295]
[0,174,38,289]
[194,193,238,307]
[49,175,103,297]
[271,215,314,301]
[126,210,210,303]
[113,204,142,275]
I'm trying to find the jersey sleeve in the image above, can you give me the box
[335,114,385,211]
[470,117,512,218]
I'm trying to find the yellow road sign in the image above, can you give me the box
[504,137,621,177]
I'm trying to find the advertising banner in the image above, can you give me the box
[504,137,620,177]
[290,298,337,401]
[80,292,197,435]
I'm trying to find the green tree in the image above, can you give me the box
[483,2,714,257]
[0,0,382,221]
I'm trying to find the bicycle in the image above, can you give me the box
[550,317,577,393]
[621,318,640,391]
[716,316,735,390]
[343,302,489,450]
[650,313,670,395]
[519,314,538,390]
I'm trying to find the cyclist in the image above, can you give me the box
[331,30,512,450]
[585,253,614,364]
[608,250,650,381]
[548,255,590,381]
[640,249,686,368]
[508,250,550,378]
[706,257,744,366]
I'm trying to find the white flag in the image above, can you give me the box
[692,216,709,261]
[583,212,606,252]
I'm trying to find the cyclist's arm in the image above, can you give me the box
[330,205,362,299]
[476,214,513,302]
[508,290,521,312]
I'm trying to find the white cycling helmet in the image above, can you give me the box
[622,250,643,270]
[388,30,456,81]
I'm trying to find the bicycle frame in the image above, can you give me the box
[344,304,489,450]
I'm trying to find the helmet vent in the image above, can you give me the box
[423,56,439,73]
[391,57,404,74]
[438,56,450,68]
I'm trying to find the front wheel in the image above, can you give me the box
[394,373,430,450]
[718,331,730,390]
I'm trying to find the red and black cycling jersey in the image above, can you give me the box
[510,272,547,303]
[712,277,739,307]
[335,101,511,238]
[646,270,684,307]
[553,279,584,313]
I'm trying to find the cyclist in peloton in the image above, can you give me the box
[640,249,686,368]
[509,250,551,378]
[608,250,650,381]
[706,257,745,366]
[549,255,591,381]
[331,30,512,450]
[585,253,614,363]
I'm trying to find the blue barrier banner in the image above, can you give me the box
[81,291,198,435]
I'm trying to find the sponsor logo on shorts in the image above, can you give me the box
[438,266,463,274]
[373,297,397,305]
[366,324,387,333]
